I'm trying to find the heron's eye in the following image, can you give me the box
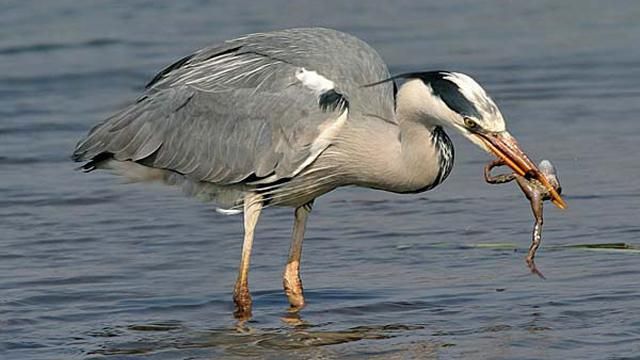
[464,117,478,130]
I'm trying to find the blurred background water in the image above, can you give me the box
[1,1,639,359]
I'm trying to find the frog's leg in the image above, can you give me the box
[484,160,516,184]
[526,193,545,279]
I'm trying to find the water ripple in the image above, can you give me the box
[2,2,640,360]
[0,38,155,56]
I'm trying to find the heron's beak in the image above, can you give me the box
[475,131,567,209]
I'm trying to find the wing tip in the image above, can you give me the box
[72,152,113,173]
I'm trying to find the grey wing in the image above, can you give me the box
[146,28,394,116]
[72,28,385,185]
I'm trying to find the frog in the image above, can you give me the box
[484,159,562,278]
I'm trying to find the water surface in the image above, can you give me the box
[1,1,640,359]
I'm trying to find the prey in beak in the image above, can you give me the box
[475,131,567,209]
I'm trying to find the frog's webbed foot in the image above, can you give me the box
[484,160,516,184]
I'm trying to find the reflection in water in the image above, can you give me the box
[4,1,640,359]
[281,308,305,327]
[89,317,431,359]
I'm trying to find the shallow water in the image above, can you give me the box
[2,1,640,359]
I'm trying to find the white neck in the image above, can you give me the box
[396,79,458,128]
[326,80,453,193]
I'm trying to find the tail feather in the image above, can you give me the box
[73,152,246,210]
[74,152,113,172]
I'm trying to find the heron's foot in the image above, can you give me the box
[233,283,253,319]
[283,261,305,309]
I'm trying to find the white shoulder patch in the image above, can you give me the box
[295,67,335,94]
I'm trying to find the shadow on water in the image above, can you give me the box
[86,317,430,359]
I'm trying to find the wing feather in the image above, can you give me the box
[73,28,394,187]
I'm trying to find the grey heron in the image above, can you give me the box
[72,27,566,317]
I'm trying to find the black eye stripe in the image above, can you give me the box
[414,72,482,118]
[364,71,486,119]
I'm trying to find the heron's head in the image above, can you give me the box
[391,71,566,209]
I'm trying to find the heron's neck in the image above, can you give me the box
[331,115,449,194]
[395,120,444,192]
[326,80,454,193]
[365,79,454,193]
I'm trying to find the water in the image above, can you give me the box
[2,1,640,358]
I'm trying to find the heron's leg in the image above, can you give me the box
[283,201,313,309]
[233,192,263,318]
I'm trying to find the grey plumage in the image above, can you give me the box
[73,27,535,314]
[73,28,394,209]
